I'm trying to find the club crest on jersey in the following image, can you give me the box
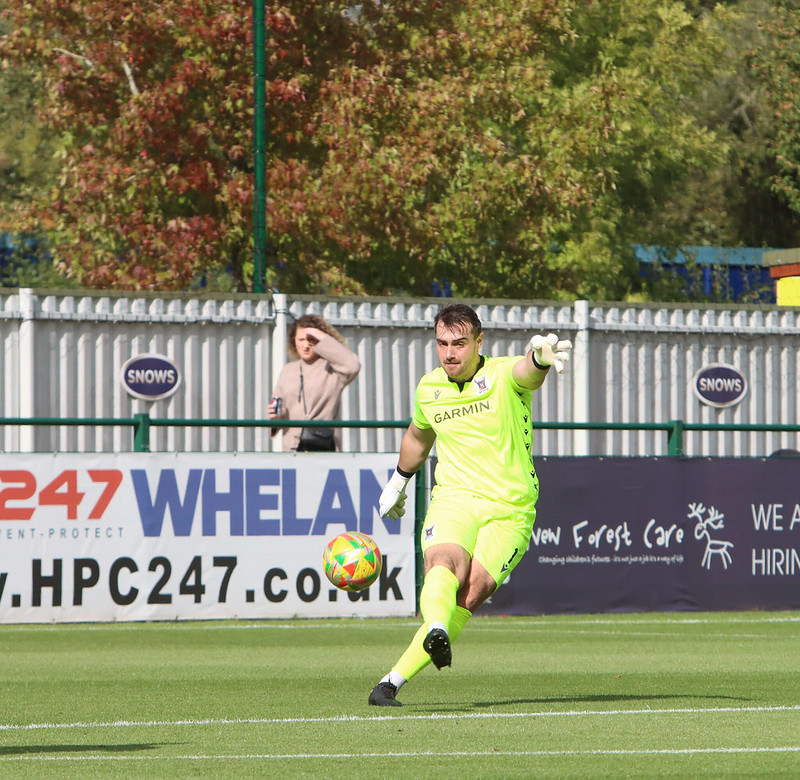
[424,525,435,541]
[473,375,490,394]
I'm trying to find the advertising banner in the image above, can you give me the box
[0,453,415,623]
[483,457,800,615]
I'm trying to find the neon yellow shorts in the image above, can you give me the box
[420,488,537,587]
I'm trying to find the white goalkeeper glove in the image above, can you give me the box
[379,469,411,521]
[529,333,573,374]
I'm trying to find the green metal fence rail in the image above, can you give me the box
[2,415,800,456]
[533,420,800,457]
[0,416,411,453]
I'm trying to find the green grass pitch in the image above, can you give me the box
[1,612,799,778]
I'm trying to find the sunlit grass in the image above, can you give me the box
[0,612,799,778]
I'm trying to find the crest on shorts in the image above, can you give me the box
[424,525,435,541]
[473,375,490,394]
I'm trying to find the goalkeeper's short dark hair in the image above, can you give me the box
[434,303,482,338]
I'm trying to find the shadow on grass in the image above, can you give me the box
[404,692,751,713]
[0,743,177,756]
[470,692,750,708]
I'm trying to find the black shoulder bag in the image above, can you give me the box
[297,366,336,452]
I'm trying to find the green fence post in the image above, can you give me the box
[252,0,267,293]
[133,413,151,452]
[667,419,685,457]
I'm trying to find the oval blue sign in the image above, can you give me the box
[121,353,181,401]
[692,363,747,408]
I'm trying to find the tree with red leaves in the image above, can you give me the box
[2,1,253,290]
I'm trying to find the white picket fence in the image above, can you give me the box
[1,288,798,456]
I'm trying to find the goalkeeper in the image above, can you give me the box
[369,302,571,707]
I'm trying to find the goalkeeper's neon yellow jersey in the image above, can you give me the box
[412,355,539,509]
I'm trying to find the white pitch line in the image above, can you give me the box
[2,704,799,732]
[470,627,793,640]
[2,614,800,633]
[3,746,800,762]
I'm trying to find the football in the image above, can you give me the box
[322,532,382,592]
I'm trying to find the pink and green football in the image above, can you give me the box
[322,532,383,592]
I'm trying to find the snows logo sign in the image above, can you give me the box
[121,354,181,401]
[692,363,747,408]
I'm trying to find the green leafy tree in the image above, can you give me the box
[0,17,63,287]
[755,1,800,220]
[275,2,585,296]
[0,59,58,221]
[537,1,737,299]
[269,1,738,299]
[646,0,800,252]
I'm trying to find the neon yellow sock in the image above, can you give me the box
[449,605,472,642]
[393,623,430,681]
[392,566,472,681]
[419,565,460,630]
[393,601,472,684]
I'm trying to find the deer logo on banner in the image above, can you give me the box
[688,503,734,571]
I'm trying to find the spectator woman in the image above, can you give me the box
[268,315,360,452]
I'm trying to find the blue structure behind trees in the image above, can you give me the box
[635,246,775,304]
[0,235,776,303]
